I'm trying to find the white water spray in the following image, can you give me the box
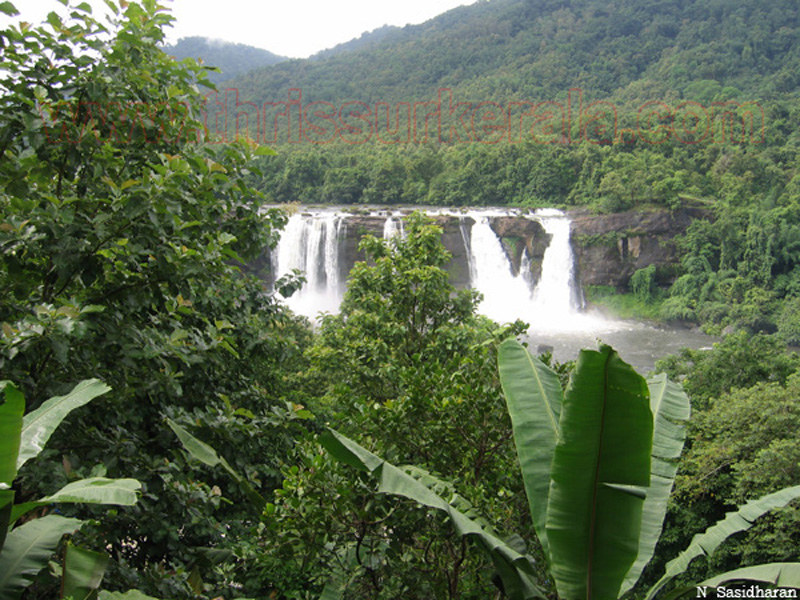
[273,211,345,318]
[468,213,533,322]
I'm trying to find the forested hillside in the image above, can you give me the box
[233,0,800,103]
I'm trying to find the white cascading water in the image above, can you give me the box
[273,207,609,331]
[528,209,582,327]
[383,214,405,239]
[468,214,534,322]
[468,208,607,331]
[272,211,344,317]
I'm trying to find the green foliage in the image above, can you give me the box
[0,3,312,597]
[585,285,665,322]
[631,265,658,303]
[254,213,532,598]
[654,332,800,407]
[0,380,140,600]
[657,373,800,585]
[323,340,800,599]
[777,297,800,344]
[499,340,682,599]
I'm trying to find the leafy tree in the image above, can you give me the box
[321,340,800,599]
[255,213,532,598]
[0,2,310,597]
[654,331,799,408]
[655,373,800,588]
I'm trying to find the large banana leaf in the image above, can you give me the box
[498,339,562,561]
[10,477,141,524]
[700,562,800,588]
[320,428,546,600]
[61,542,109,600]
[0,382,24,552]
[0,514,84,600]
[546,345,653,600]
[0,382,24,487]
[621,374,691,595]
[646,485,800,599]
[18,379,111,472]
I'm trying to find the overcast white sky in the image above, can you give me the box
[5,0,478,58]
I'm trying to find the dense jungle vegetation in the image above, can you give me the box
[225,0,800,337]
[1,0,800,599]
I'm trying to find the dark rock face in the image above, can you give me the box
[488,217,550,286]
[569,206,712,289]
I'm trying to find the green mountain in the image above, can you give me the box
[231,0,800,106]
[163,36,287,84]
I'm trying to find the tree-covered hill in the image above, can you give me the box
[163,36,287,84]
[230,0,800,105]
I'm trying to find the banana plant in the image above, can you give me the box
[320,340,800,599]
[0,380,141,600]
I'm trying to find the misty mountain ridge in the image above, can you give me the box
[163,36,288,84]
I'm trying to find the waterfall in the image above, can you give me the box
[272,206,605,331]
[383,214,405,239]
[530,209,582,317]
[272,211,345,317]
[468,214,533,322]
[467,208,601,331]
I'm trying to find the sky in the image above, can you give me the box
[5,0,478,58]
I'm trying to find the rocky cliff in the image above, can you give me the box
[569,206,712,289]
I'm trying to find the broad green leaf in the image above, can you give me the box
[166,419,264,508]
[11,478,141,524]
[0,382,24,487]
[0,515,84,599]
[647,485,800,599]
[498,338,562,561]
[166,418,223,468]
[320,429,546,600]
[18,380,111,472]
[621,374,691,594]
[62,542,109,600]
[700,562,800,589]
[546,345,653,600]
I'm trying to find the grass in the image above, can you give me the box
[584,285,666,322]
